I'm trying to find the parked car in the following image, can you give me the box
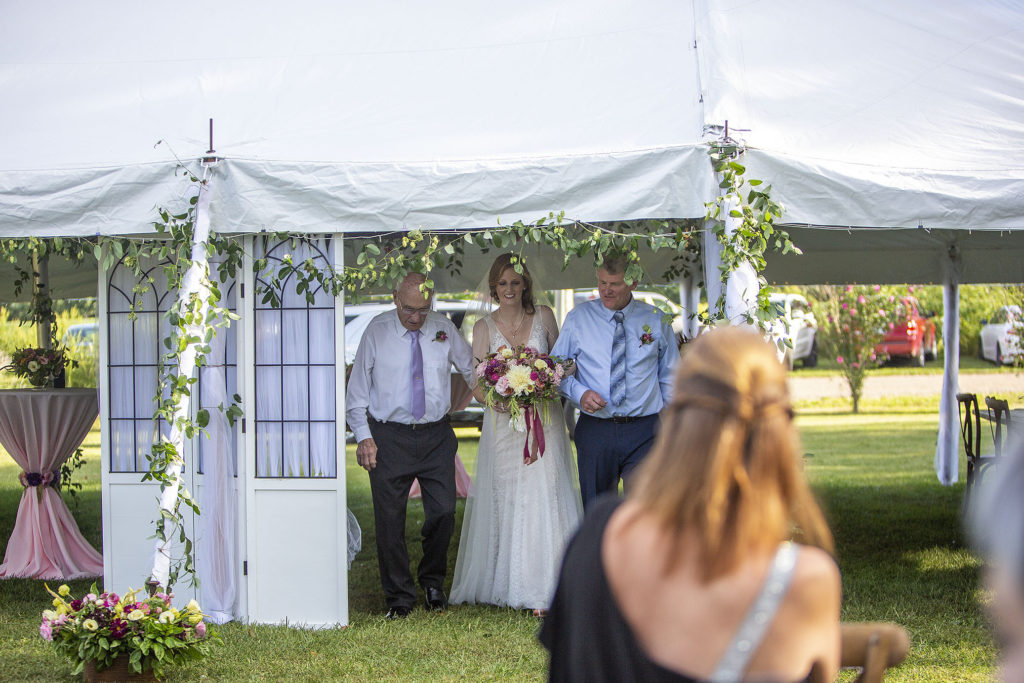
[875,296,937,367]
[574,289,687,345]
[61,322,98,350]
[768,294,818,370]
[979,305,1022,365]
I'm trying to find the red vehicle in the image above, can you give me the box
[875,296,938,366]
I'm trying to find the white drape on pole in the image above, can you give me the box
[935,248,962,486]
[703,198,759,326]
[678,272,701,342]
[149,178,214,587]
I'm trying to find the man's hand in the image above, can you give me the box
[580,389,607,414]
[356,438,378,471]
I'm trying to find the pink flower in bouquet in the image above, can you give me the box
[495,376,512,396]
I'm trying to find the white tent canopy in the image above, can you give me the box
[2,1,1022,266]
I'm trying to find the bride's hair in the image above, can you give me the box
[488,254,536,315]
[629,327,833,581]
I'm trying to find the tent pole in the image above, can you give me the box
[149,174,215,588]
[31,250,52,349]
[934,245,961,486]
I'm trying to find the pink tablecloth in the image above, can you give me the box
[0,388,102,579]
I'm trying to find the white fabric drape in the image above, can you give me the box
[197,323,238,623]
[935,250,962,485]
[150,181,214,587]
[678,271,701,342]
[703,196,759,326]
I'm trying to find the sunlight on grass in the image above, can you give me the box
[0,398,999,680]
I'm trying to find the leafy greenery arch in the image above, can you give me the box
[0,142,795,586]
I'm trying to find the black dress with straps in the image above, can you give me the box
[537,495,812,683]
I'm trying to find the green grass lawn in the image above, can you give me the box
[792,353,1016,376]
[0,403,998,681]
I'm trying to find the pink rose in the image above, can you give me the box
[39,621,53,641]
[852,362,861,369]
[873,285,881,292]
[857,295,866,304]
[836,356,845,365]
[195,621,207,638]
[846,285,854,292]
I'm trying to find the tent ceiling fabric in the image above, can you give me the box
[1,0,1022,285]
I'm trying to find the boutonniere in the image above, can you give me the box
[434,330,448,342]
[639,324,655,346]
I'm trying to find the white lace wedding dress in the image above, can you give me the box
[451,313,584,609]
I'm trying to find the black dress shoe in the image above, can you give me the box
[424,586,448,612]
[385,606,411,620]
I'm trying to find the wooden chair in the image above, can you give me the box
[840,622,911,682]
[985,396,1013,458]
[957,393,985,509]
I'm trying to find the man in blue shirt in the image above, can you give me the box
[551,257,678,508]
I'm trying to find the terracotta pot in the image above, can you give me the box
[82,655,156,682]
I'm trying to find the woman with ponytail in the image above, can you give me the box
[539,327,840,682]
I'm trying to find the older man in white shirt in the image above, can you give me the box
[346,273,475,620]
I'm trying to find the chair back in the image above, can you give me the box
[840,622,911,683]
[986,396,1012,457]
[957,393,980,465]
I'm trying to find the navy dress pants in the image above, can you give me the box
[573,413,659,510]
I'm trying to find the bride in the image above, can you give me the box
[450,254,584,614]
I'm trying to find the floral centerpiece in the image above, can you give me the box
[3,346,70,387]
[40,583,218,679]
[475,344,573,463]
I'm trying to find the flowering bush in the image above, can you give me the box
[3,346,71,387]
[475,345,573,462]
[40,583,218,678]
[814,285,895,413]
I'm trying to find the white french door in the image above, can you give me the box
[242,235,348,626]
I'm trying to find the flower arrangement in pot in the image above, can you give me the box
[3,346,71,387]
[40,583,219,680]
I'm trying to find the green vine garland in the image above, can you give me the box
[0,140,795,588]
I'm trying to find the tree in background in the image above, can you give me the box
[813,285,896,413]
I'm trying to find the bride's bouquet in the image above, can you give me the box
[474,345,573,463]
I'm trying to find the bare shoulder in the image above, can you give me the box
[539,305,558,325]
[788,546,841,615]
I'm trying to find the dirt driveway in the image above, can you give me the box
[788,371,1024,401]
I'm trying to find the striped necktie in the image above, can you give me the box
[610,310,626,406]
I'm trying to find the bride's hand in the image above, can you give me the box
[493,401,508,413]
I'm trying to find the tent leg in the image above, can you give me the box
[935,250,961,486]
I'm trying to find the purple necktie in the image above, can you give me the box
[409,329,426,420]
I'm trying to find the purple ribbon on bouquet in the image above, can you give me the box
[522,405,546,464]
